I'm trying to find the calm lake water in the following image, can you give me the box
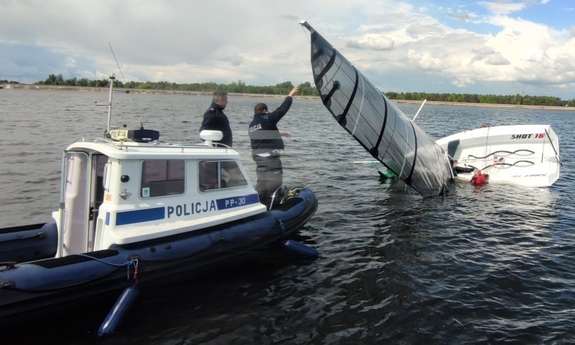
[1,89,574,344]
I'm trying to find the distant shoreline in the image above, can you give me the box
[393,99,575,111]
[2,83,574,111]
[0,83,319,100]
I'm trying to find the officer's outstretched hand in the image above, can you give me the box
[288,87,299,97]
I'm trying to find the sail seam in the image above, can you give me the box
[398,118,410,179]
[350,70,365,136]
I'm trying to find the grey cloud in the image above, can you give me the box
[447,10,475,23]
[346,41,366,50]
[230,57,243,67]
[0,42,96,81]
[346,36,394,51]
[485,55,511,65]
[469,46,510,66]
[472,46,497,55]
[280,14,300,20]
[406,23,446,38]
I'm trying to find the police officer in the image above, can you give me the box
[200,90,232,147]
[248,86,298,207]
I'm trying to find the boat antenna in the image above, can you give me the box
[412,99,427,121]
[106,73,115,134]
[109,42,128,82]
[105,43,135,135]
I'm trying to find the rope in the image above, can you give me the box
[75,253,139,280]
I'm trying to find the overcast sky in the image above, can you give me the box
[1,0,574,99]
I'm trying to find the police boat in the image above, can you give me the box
[0,74,318,335]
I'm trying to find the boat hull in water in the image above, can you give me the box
[436,125,561,187]
[300,21,452,198]
[0,223,58,263]
[0,186,317,328]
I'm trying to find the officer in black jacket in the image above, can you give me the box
[200,90,232,147]
[248,86,298,207]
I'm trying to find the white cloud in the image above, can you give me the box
[0,0,574,98]
[347,36,395,50]
[64,57,76,69]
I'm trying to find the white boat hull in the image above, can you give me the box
[436,125,561,187]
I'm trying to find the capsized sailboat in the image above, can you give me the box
[300,21,452,198]
[436,124,561,187]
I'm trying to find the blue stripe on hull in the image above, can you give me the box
[116,207,165,225]
[113,193,260,226]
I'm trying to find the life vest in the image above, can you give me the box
[471,174,488,185]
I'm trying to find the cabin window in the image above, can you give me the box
[141,160,185,197]
[199,160,247,191]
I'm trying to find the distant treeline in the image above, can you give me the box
[32,75,320,96]
[386,91,575,107]
[3,74,574,107]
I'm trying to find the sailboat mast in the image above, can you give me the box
[412,99,427,121]
[300,20,314,33]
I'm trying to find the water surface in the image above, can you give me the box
[1,89,574,344]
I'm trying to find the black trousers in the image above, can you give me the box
[253,155,283,206]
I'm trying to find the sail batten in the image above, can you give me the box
[373,94,388,157]
[341,68,359,123]
[315,49,337,85]
[301,21,451,197]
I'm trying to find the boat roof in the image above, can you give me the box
[66,139,241,160]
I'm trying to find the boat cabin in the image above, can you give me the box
[53,129,266,257]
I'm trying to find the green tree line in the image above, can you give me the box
[11,74,575,107]
[386,91,575,107]
[35,74,319,96]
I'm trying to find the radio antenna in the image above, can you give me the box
[109,42,127,82]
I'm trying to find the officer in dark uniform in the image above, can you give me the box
[200,90,232,147]
[248,86,298,207]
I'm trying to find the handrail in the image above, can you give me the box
[544,129,563,167]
